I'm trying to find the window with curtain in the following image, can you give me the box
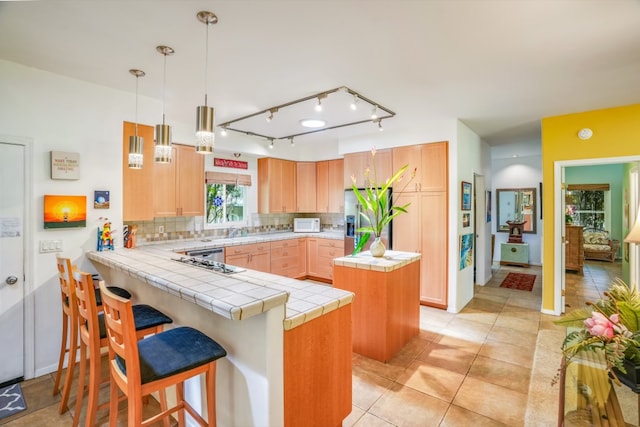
[205,172,251,225]
[566,184,610,230]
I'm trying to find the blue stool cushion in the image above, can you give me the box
[116,327,227,384]
[95,287,131,306]
[98,305,173,339]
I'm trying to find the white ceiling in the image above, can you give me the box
[1,0,640,149]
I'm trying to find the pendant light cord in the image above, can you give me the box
[135,75,139,137]
[162,52,167,125]
[204,21,209,107]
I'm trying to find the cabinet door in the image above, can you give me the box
[123,121,155,221]
[392,145,421,192]
[177,145,204,216]
[420,192,448,307]
[153,146,178,217]
[316,161,329,213]
[373,149,392,188]
[296,162,317,212]
[250,251,271,273]
[343,152,368,189]
[328,159,344,213]
[297,238,307,278]
[225,253,250,269]
[307,239,320,276]
[392,193,420,253]
[421,142,448,192]
[344,149,391,189]
[282,160,297,213]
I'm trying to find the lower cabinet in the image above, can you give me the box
[565,225,584,274]
[225,242,271,273]
[307,238,343,282]
[500,243,529,267]
[271,239,303,279]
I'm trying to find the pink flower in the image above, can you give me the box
[584,311,616,339]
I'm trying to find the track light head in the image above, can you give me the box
[315,97,322,112]
[371,105,378,120]
[269,139,274,149]
[289,137,295,147]
[377,119,384,132]
[220,126,227,136]
[350,94,358,110]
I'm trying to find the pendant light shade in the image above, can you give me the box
[128,69,145,169]
[195,11,218,154]
[155,45,174,163]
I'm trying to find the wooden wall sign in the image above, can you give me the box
[51,151,80,180]
[214,157,248,169]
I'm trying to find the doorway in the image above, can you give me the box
[0,137,33,385]
[554,156,640,314]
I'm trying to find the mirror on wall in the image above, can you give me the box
[496,188,537,234]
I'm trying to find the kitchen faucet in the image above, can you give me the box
[228,226,242,238]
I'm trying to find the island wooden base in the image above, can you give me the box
[284,305,352,427]
[333,260,419,363]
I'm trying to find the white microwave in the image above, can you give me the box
[294,218,320,233]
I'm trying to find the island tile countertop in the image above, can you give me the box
[87,231,352,330]
[333,250,421,272]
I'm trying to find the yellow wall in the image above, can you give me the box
[541,103,640,311]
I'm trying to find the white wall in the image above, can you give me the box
[491,155,543,265]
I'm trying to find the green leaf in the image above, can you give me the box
[352,232,370,256]
[553,308,592,327]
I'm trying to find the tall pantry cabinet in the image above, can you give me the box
[392,142,449,308]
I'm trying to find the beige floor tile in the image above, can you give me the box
[416,341,477,376]
[493,313,540,334]
[486,323,537,348]
[351,366,395,411]
[436,333,483,355]
[395,360,466,403]
[342,406,366,427]
[479,338,534,369]
[2,403,72,427]
[369,382,449,427]
[467,355,531,392]
[440,404,509,427]
[453,376,527,426]
[352,412,396,427]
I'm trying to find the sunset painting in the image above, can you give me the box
[44,195,86,229]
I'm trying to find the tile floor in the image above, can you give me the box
[1,261,623,426]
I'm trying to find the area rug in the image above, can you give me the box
[500,272,536,291]
[0,383,27,420]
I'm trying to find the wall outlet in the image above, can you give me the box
[158,225,165,234]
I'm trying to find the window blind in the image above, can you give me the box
[567,183,610,191]
[205,171,252,186]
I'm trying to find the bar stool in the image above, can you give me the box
[71,271,173,427]
[53,255,132,414]
[99,282,227,427]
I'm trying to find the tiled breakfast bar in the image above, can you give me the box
[87,233,353,427]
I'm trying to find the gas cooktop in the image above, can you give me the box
[172,257,246,274]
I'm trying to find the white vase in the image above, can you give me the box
[370,237,386,257]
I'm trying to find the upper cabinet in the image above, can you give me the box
[392,141,447,192]
[296,162,317,213]
[258,157,297,213]
[122,122,155,221]
[123,122,204,221]
[316,159,344,213]
[343,149,392,189]
[153,144,204,217]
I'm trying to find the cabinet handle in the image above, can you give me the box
[511,247,517,253]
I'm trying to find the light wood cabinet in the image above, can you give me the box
[317,159,344,213]
[297,237,307,278]
[343,149,392,189]
[153,144,204,217]
[392,141,449,308]
[271,239,302,278]
[392,141,447,192]
[258,157,297,213]
[307,238,343,282]
[565,225,584,274]
[122,121,155,221]
[296,162,316,212]
[225,242,271,273]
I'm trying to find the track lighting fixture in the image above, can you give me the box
[377,119,384,132]
[350,94,358,110]
[289,137,295,147]
[217,86,395,142]
[128,69,145,169]
[220,126,227,136]
[269,139,274,149]
[155,45,174,163]
[195,11,218,154]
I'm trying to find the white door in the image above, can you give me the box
[560,167,567,313]
[0,142,25,384]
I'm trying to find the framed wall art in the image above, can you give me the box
[463,213,470,228]
[486,190,492,223]
[94,190,110,209]
[459,233,474,270]
[461,181,472,211]
[44,194,86,229]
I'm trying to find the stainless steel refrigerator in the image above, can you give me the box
[344,188,393,255]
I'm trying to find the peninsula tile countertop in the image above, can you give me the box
[333,250,421,272]
[87,231,352,330]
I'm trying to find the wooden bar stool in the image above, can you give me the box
[99,282,227,427]
[71,270,173,427]
[53,255,132,414]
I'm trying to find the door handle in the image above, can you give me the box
[5,276,18,285]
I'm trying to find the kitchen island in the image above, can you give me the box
[333,250,421,363]
[87,232,353,427]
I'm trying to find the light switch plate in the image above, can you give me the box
[39,239,63,253]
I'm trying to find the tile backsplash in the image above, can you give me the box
[125,212,344,245]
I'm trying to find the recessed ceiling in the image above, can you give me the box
[1,1,639,148]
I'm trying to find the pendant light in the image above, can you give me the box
[155,45,174,163]
[195,11,218,154]
[128,69,145,169]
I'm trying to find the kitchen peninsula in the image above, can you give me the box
[87,232,353,427]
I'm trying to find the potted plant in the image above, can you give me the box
[555,278,640,389]
[350,147,416,256]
